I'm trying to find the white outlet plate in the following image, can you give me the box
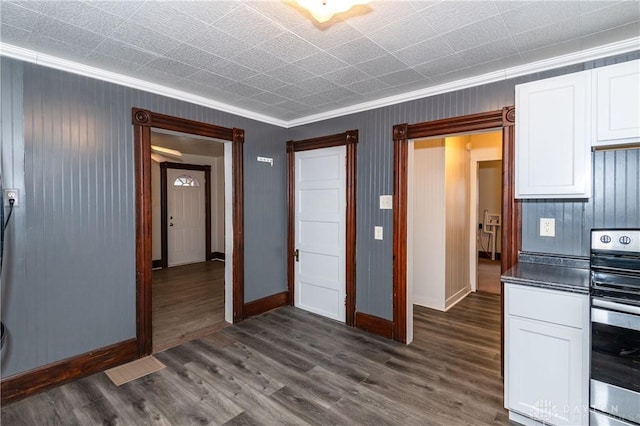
[4,188,19,207]
[374,226,383,240]
[379,195,392,209]
[540,218,555,237]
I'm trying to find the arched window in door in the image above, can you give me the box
[173,174,200,187]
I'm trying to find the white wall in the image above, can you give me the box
[412,139,446,310]
[151,153,225,261]
[478,160,502,254]
[444,136,471,308]
[411,135,472,311]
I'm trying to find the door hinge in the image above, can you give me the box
[294,249,299,262]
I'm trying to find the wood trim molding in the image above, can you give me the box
[152,259,162,269]
[132,108,233,141]
[1,338,137,404]
[345,130,358,327]
[159,162,212,268]
[286,141,295,306]
[392,107,519,344]
[232,128,245,323]
[160,162,168,268]
[133,108,245,355]
[243,291,289,319]
[286,130,358,327]
[355,312,393,339]
[392,123,409,344]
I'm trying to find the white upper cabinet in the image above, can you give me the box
[516,71,592,199]
[593,59,640,146]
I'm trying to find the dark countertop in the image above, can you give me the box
[501,253,590,294]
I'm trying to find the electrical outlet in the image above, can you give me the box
[374,226,383,240]
[4,188,19,207]
[539,218,555,237]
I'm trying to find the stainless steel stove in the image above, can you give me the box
[590,229,640,426]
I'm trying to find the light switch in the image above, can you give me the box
[374,226,383,240]
[540,218,555,237]
[379,195,392,209]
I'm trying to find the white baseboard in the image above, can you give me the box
[444,286,472,312]
[413,295,446,311]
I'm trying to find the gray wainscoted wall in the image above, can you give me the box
[522,148,640,256]
[1,50,639,379]
[0,57,287,377]
[289,50,640,320]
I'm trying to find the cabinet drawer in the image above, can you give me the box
[506,284,586,328]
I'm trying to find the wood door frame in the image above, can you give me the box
[392,107,518,343]
[286,130,358,326]
[160,162,212,268]
[133,108,245,357]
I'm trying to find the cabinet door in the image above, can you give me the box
[515,72,591,198]
[507,316,586,426]
[594,59,640,145]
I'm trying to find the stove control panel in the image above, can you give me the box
[591,229,640,253]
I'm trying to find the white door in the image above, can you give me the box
[295,146,346,322]
[167,169,206,267]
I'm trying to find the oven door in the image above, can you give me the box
[591,299,640,425]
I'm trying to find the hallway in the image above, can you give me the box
[152,261,226,352]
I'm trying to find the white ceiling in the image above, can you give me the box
[1,0,639,124]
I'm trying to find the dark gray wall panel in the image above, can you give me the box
[242,124,288,302]
[1,58,28,377]
[290,51,640,320]
[1,58,287,377]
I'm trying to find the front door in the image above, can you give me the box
[167,169,206,267]
[294,146,346,322]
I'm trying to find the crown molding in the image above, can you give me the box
[1,37,638,129]
[0,43,289,128]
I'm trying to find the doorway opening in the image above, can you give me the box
[408,131,503,313]
[150,130,227,352]
[392,107,518,346]
[133,108,245,357]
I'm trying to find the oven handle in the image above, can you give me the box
[592,298,640,315]
[592,306,640,331]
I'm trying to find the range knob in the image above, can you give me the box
[600,235,612,244]
[619,235,632,245]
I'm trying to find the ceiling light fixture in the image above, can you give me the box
[293,0,371,23]
[151,145,182,157]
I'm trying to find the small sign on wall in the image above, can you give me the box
[257,156,273,167]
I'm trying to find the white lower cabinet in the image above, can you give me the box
[504,284,589,426]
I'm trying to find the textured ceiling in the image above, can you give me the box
[1,0,639,122]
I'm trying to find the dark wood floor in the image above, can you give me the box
[1,293,509,425]
[153,261,226,352]
[478,258,501,295]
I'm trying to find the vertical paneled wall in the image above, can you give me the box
[2,48,639,380]
[523,147,640,256]
[411,140,446,309]
[1,57,287,377]
[444,136,470,305]
[1,57,27,376]
[290,51,640,320]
